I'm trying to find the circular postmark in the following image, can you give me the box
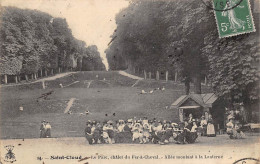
[200,0,244,11]
[233,157,259,164]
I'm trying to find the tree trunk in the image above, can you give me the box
[144,70,147,79]
[42,81,46,89]
[149,72,151,79]
[18,75,21,82]
[185,79,190,95]
[59,67,61,73]
[166,71,169,81]
[51,69,54,75]
[243,96,252,123]
[193,73,202,94]
[25,75,29,81]
[156,71,159,80]
[31,74,34,80]
[45,70,48,76]
[204,76,207,85]
[4,74,8,84]
[40,69,43,77]
[15,75,18,83]
[175,71,178,82]
[34,73,37,80]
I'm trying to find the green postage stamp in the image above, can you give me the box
[213,0,256,38]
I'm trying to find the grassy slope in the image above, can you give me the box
[0,71,211,139]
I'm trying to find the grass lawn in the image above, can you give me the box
[0,71,211,139]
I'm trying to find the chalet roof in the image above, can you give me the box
[170,93,218,109]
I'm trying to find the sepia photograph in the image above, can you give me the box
[0,0,259,163]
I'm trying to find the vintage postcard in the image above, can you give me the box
[0,0,259,164]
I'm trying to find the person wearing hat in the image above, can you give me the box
[191,120,198,132]
[117,120,125,132]
[200,116,207,136]
[125,120,132,131]
[45,122,52,138]
[91,121,96,135]
[102,121,110,143]
[115,120,125,143]
[107,120,115,144]
[132,122,143,143]
[142,122,151,143]
[174,122,185,144]
[40,120,46,138]
[85,122,93,144]
[226,116,245,139]
[188,114,193,124]
[207,114,216,137]
[163,121,173,144]
[226,116,234,135]
[93,122,103,144]
[122,120,132,143]
[155,121,165,144]
[186,120,198,144]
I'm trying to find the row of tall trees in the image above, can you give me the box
[0,7,105,83]
[106,0,259,120]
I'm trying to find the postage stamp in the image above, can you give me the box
[213,0,256,38]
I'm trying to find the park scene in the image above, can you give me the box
[0,0,259,164]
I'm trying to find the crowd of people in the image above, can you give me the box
[40,120,52,138]
[84,113,218,145]
[39,111,246,142]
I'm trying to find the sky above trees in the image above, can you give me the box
[2,0,129,69]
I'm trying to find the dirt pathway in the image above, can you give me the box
[0,72,77,87]
[118,71,143,80]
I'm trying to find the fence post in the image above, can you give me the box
[144,70,147,79]
[205,76,207,85]
[166,71,169,81]
[175,71,178,82]
[18,75,21,82]
[4,74,8,84]
[156,71,159,80]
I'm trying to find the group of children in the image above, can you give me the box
[40,120,52,138]
[84,116,205,145]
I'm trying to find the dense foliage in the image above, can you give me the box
[106,0,259,120]
[0,7,105,79]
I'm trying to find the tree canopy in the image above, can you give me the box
[0,7,105,78]
[106,0,259,118]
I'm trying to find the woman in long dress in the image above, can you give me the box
[207,115,216,137]
[40,121,46,138]
[45,122,52,138]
